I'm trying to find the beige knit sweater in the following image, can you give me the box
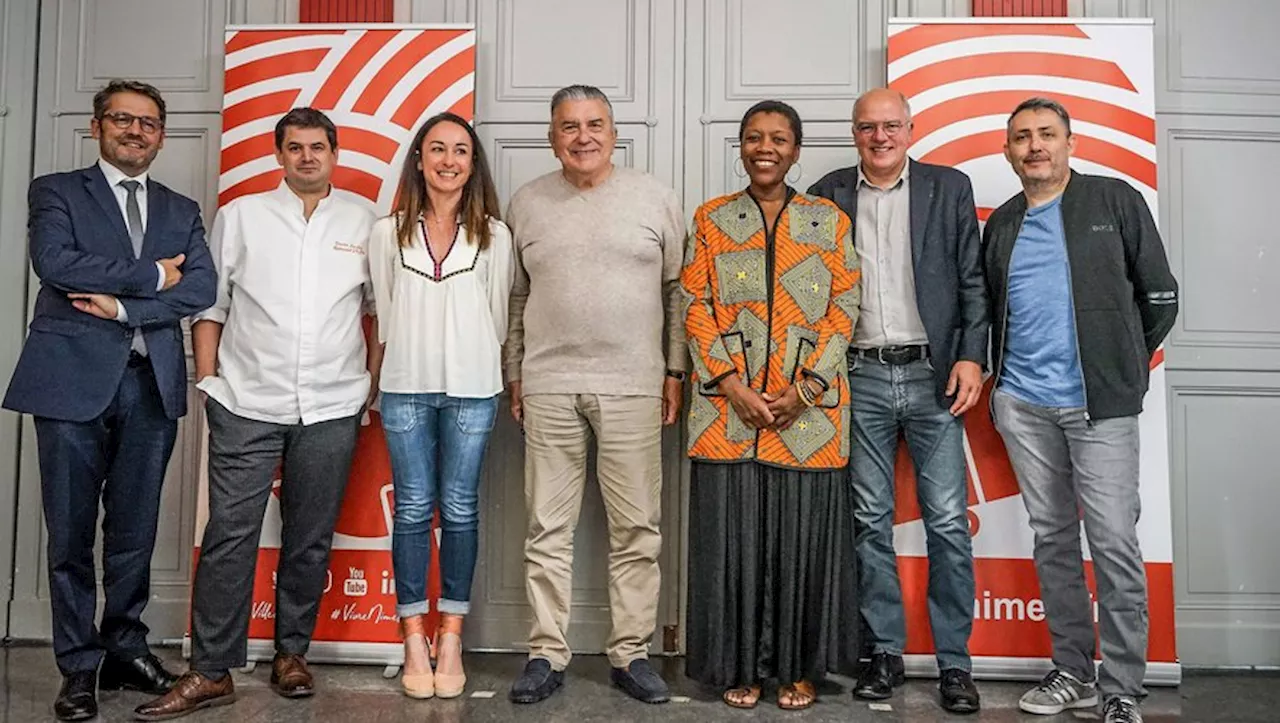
[503,166,688,397]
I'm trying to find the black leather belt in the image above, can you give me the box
[853,345,929,366]
[127,351,150,368]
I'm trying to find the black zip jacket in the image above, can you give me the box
[982,171,1178,420]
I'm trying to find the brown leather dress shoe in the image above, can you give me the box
[270,653,314,698]
[133,671,235,721]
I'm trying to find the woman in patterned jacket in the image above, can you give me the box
[681,100,862,711]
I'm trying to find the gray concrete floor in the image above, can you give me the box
[0,645,1273,722]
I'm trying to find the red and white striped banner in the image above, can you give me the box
[887,18,1177,684]
[218,25,476,209]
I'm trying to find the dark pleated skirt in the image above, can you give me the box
[685,461,860,689]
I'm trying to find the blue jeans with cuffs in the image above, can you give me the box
[380,392,497,617]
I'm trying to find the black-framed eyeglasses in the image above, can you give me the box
[100,111,164,135]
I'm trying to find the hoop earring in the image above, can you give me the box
[786,161,803,185]
[733,157,747,179]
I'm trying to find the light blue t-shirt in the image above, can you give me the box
[998,194,1086,408]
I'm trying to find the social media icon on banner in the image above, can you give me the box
[344,567,368,597]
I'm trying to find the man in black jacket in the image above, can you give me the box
[809,88,987,715]
[982,97,1177,723]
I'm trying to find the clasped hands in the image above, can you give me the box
[719,374,822,431]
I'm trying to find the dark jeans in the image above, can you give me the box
[190,399,359,672]
[847,354,975,672]
[35,360,177,674]
[380,392,497,617]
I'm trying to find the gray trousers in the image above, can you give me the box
[191,399,359,671]
[992,389,1148,699]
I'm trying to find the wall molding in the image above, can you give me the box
[75,0,216,94]
[1164,2,1280,98]
[493,0,639,105]
[1165,128,1280,355]
[1170,383,1280,605]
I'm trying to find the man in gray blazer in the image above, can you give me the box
[809,87,988,715]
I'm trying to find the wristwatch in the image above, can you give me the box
[665,369,687,381]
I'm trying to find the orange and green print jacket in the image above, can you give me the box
[681,190,861,470]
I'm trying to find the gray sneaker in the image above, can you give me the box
[1103,695,1143,723]
[1018,669,1099,715]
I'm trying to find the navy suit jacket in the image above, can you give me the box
[3,164,217,422]
[808,159,989,408]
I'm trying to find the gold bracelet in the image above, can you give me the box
[796,380,817,407]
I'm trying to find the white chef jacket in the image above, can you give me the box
[195,182,375,425]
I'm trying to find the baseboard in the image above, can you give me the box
[903,655,1182,686]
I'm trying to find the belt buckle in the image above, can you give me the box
[877,347,888,365]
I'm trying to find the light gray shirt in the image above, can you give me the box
[854,164,928,348]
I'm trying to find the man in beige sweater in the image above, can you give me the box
[504,84,687,706]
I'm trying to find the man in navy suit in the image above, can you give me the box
[2,79,216,722]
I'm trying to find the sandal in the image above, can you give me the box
[399,615,434,699]
[722,684,762,709]
[433,613,467,698]
[778,680,816,711]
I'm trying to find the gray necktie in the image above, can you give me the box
[120,179,147,355]
[120,179,144,257]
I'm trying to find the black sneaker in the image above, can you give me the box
[939,668,980,714]
[610,658,669,704]
[509,658,564,704]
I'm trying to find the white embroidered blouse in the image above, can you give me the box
[369,214,515,398]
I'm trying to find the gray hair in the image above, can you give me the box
[549,84,614,123]
[1007,97,1072,135]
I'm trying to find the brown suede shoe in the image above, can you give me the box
[270,653,314,698]
[133,671,235,721]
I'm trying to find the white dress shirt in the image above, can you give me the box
[96,159,166,325]
[369,215,514,398]
[195,182,376,425]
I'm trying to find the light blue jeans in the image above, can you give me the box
[380,392,497,617]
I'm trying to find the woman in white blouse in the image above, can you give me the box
[368,111,513,700]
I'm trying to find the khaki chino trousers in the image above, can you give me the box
[521,393,663,669]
